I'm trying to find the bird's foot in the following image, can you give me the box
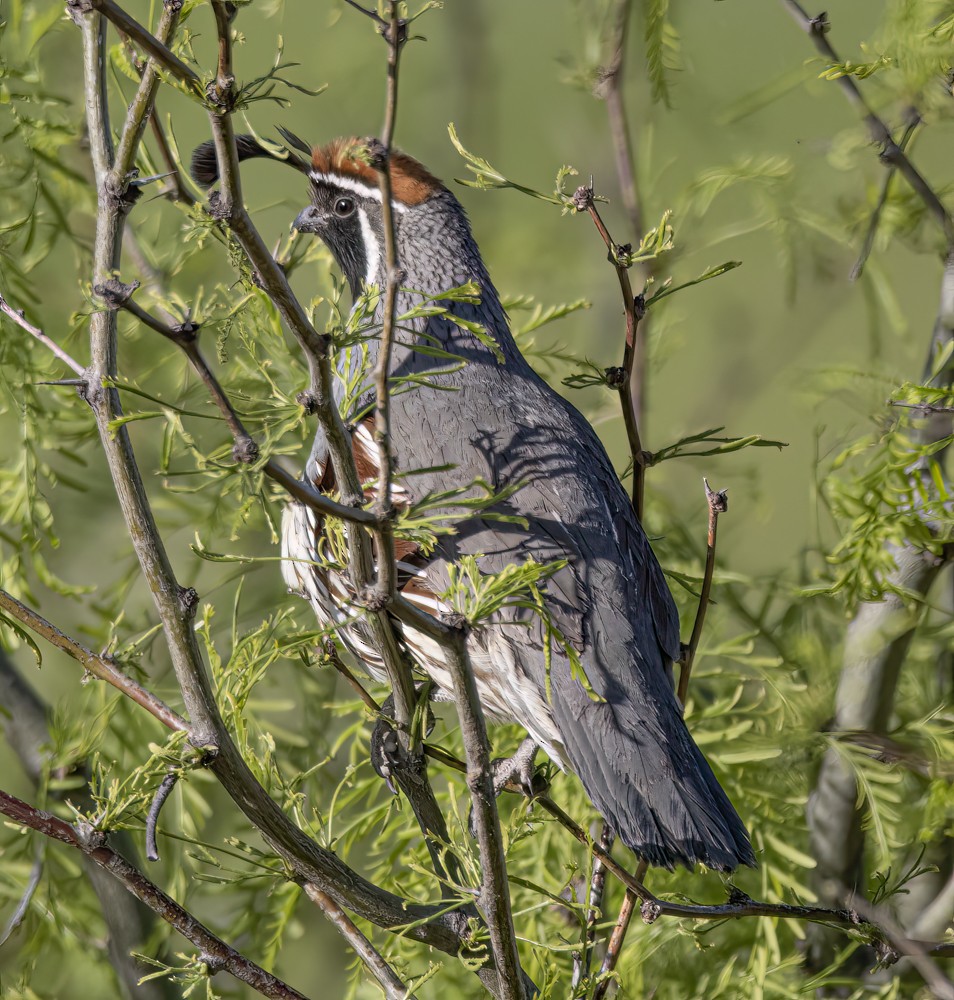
[369,692,435,795]
[491,735,543,799]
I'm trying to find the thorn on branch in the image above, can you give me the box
[145,772,179,862]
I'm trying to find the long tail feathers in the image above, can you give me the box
[554,695,756,871]
[190,134,309,187]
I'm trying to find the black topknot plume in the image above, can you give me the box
[190,131,311,187]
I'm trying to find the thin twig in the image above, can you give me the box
[842,888,954,1000]
[850,108,921,281]
[303,884,419,1000]
[0,293,85,375]
[367,0,417,741]
[145,772,179,863]
[598,0,652,433]
[0,588,188,732]
[73,0,202,94]
[573,822,615,990]
[572,185,646,518]
[0,788,309,1000]
[0,854,43,947]
[592,864,646,1000]
[678,478,728,705]
[782,1,954,249]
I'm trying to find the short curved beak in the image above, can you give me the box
[293,205,324,234]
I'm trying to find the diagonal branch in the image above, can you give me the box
[0,587,188,733]
[303,884,418,1000]
[0,292,85,375]
[0,788,309,1000]
[782,2,954,249]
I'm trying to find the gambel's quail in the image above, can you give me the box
[192,134,755,872]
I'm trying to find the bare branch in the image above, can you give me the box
[70,0,202,94]
[0,588,188,733]
[0,292,85,376]
[0,788,310,1000]
[782,2,954,249]
[440,630,527,1000]
[597,0,653,432]
[678,478,728,704]
[850,108,921,281]
[572,185,646,518]
[304,884,419,1000]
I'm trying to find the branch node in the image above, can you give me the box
[703,477,729,514]
[94,278,141,310]
[809,11,830,35]
[231,436,259,464]
[640,899,661,924]
[604,366,627,390]
[296,389,320,415]
[177,586,199,619]
[206,191,231,222]
[75,820,108,852]
[439,610,469,632]
[205,78,236,114]
[361,587,391,612]
[572,184,595,213]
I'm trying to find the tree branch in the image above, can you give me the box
[0,788,310,1000]
[782,2,954,249]
[71,0,202,95]
[678,478,728,704]
[70,1,489,975]
[0,587,188,733]
[303,884,419,1000]
[0,292,85,376]
[572,184,646,519]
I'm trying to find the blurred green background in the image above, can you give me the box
[1,0,949,996]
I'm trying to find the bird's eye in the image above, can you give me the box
[333,196,355,218]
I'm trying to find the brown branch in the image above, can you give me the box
[0,788,309,1000]
[440,631,527,1000]
[0,588,188,733]
[597,0,652,433]
[782,2,954,249]
[572,185,646,518]
[592,881,640,1000]
[0,293,85,376]
[70,2,486,974]
[303,884,418,1000]
[678,478,728,704]
[72,0,202,94]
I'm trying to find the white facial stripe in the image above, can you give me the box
[357,207,380,288]
[308,171,407,212]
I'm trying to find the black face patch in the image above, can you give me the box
[299,183,383,298]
